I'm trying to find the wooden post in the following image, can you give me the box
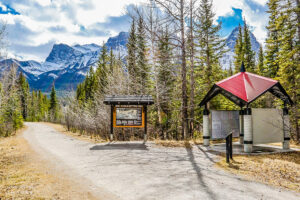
[110,105,114,141]
[144,105,147,143]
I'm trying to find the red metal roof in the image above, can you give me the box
[216,72,278,103]
[199,63,293,107]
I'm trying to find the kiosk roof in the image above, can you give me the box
[200,64,293,107]
[104,95,154,105]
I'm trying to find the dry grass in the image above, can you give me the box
[0,127,99,200]
[216,152,300,192]
[267,141,300,149]
[42,122,107,144]
[154,137,239,148]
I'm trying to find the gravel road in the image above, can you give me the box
[23,122,300,200]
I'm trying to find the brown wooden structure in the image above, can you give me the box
[104,95,154,141]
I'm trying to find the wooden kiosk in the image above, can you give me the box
[199,63,293,153]
[103,95,154,142]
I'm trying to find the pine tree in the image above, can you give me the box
[96,42,109,96]
[243,19,256,72]
[126,19,138,93]
[277,0,300,140]
[195,0,227,107]
[17,72,30,120]
[234,24,244,73]
[257,45,265,75]
[265,0,281,78]
[49,85,59,121]
[137,16,150,93]
[156,27,175,137]
[109,47,115,74]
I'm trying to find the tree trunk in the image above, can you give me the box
[189,0,195,138]
[180,0,189,140]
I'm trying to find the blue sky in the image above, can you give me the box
[0,0,268,61]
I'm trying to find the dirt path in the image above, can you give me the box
[23,122,300,200]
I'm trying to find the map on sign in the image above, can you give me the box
[211,110,240,139]
[115,107,143,127]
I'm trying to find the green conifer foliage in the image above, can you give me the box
[243,19,256,72]
[49,85,59,121]
[265,0,281,78]
[234,25,244,73]
[137,16,150,93]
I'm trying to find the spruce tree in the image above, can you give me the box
[137,16,150,94]
[257,45,265,75]
[126,19,138,93]
[243,19,256,72]
[234,24,244,73]
[265,0,281,78]
[17,72,30,120]
[156,28,175,136]
[96,42,109,96]
[195,0,227,107]
[277,0,300,140]
[49,85,58,121]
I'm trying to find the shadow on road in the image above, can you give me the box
[185,147,217,200]
[90,143,148,151]
[196,145,216,163]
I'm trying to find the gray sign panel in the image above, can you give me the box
[211,110,240,139]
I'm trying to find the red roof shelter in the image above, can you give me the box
[200,63,293,107]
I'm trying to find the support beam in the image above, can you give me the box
[282,107,290,150]
[239,109,244,145]
[203,107,210,146]
[244,107,253,153]
[144,105,148,143]
[110,105,114,141]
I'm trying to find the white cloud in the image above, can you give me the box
[213,0,268,45]
[2,0,268,61]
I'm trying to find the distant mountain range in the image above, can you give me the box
[0,27,260,93]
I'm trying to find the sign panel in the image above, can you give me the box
[113,107,144,127]
[211,110,240,139]
[252,108,284,144]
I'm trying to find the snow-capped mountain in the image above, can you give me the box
[0,32,129,92]
[220,26,261,69]
[0,27,260,93]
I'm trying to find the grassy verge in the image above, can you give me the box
[0,127,98,199]
[216,152,300,192]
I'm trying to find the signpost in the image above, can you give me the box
[104,95,154,142]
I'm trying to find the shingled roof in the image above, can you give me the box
[103,95,154,105]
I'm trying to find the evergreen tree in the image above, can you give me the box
[126,19,138,93]
[265,0,281,78]
[137,16,150,93]
[49,85,59,121]
[109,47,115,74]
[17,72,30,120]
[234,24,244,73]
[277,0,300,140]
[96,42,109,96]
[257,45,265,75]
[195,0,227,108]
[243,19,256,72]
[156,28,175,137]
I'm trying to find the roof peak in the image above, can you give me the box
[240,62,246,72]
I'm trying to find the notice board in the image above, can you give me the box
[252,108,284,144]
[113,106,144,128]
[211,110,240,139]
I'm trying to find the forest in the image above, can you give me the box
[0,0,299,143]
